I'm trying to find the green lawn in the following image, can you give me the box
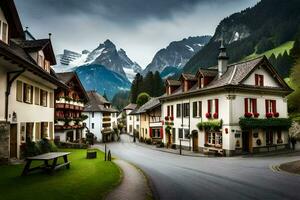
[0,149,121,200]
[244,41,295,60]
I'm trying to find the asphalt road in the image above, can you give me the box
[99,134,300,200]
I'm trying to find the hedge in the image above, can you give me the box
[239,117,292,130]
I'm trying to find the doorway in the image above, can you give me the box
[66,131,74,142]
[242,131,250,152]
[192,130,199,152]
[10,124,17,158]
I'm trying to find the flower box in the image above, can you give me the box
[57,121,65,126]
[266,112,273,118]
[170,116,174,121]
[274,112,279,118]
[213,112,218,119]
[206,112,212,119]
[244,112,253,118]
[165,116,169,121]
[253,113,260,118]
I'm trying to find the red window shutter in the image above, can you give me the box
[160,127,163,139]
[272,100,276,113]
[255,74,258,86]
[244,98,248,113]
[253,99,257,113]
[167,106,170,116]
[171,106,174,117]
[208,100,211,113]
[260,75,264,86]
[265,100,269,113]
[149,128,152,137]
[215,99,219,113]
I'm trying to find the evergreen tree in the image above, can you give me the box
[143,72,154,95]
[153,71,165,96]
[103,91,108,101]
[288,58,300,113]
[130,73,143,103]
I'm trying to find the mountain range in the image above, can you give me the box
[143,36,211,78]
[184,0,300,76]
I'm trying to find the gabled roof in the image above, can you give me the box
[180,73,197,81]
[135,98,161,114]
[84,91,117,113]
[123,103,137,110]
[196,68,218,77]
[166,79,181,86]
[12,38,57,65]
[161,56,293,100]
[56,72,89,101]
[0,0,25,39]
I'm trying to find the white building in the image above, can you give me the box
[123,103,138,136]
[160,42,293,156]
[83,91,118,142]
[0,0,67,161]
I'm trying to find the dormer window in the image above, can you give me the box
[255,74,264,86]
[44,60,50,73]
[0,20,8,44]
[38,54,44,68]
[198,77,204,88]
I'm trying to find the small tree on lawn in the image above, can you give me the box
[289,121,300,139]
[136,92,150,107]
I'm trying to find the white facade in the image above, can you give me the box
[83,111,103,142]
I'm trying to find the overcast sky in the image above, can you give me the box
[15,0,259,68]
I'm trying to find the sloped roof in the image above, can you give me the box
[197,68,218,77]
[166,79,181,86]
[135,98,161,114]
[84,91,117,112]
[123,103,137,110]
[161,56,292,100]
[181,73,197,81]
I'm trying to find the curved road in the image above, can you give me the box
[99,134,300,200]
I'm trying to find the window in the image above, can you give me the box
[34,87,40,105]
[136,116,139,121]
[207,132,222,145]
[129,116,132,120]
[167,105,174,116]
[244,98,257,113]
[40,90,48,107]
[16,80,23,102]
[23,83,33,104]
[49,122,54,140]
[49,92,54,108]
[38,54,44,67]
[207,99,218,115]
[266,130,273,145]
[172,128,176,143]
[20,123,26,142]
[153,129,161,138]
[0,21,8,43]
[265,100,276,113]
[129,125,133,132]
[255,74,264,86]
[193,101,202,118]
[26,123,34,142]
[183,103,190,117]
[277,130,282,144]
[41,122,48,138]
[178,128,183,139]
[92,112,94,118]
[92,123,95,129]
[184,129,190,139]
[44,60,50,72]
[176,104,181,118]
[35,122,41,140]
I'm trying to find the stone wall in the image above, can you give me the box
[0,121,10,164]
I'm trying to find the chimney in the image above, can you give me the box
[218,39,229,78]
[48,33,52,40]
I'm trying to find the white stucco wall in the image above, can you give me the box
[83,111,103,141]
[243,67,280,87]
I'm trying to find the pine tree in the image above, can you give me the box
[153,71,165,96]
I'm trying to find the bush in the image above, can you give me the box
[145,138,152,145]
[21,141,41,158]
[171,144,176,149]
[38,138,58,154]
[57,142,88,149]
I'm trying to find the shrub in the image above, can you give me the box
[38,138,58,154]
[146,138,152,145]
[21,141,40,158]
[197,120,222,131]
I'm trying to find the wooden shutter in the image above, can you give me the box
[176,104,181,118]
[49,92,54,108]
[171,105,174,117]
[49,122,54,140]
[260,75,264,86]
[193,102,197,117]
[265,100,269,113]
[35,122,40,141]
[208,100,211,113]
[149,128,152,137]
[215,99,219,113]
[16,80,23,102]
[167,106,170,116]
[160,127,163,139]
[199,101,202,118]
[35,87,40,105]
[252,99,257,113]
[255,74,258,86]
[244,98,248,113]
[272,100,276,113]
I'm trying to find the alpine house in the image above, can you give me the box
[160,41,293,156]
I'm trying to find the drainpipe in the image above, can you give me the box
[189,99,191,151]
[5,69,25,122]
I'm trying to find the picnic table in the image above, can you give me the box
[22,152,71,176]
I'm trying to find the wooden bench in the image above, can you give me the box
[203,148,224,156]
[22,152,71,176]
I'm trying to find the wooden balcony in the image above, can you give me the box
[55,103,84,111]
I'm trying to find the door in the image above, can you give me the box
[242,131,249,152]
[192,130,198,152]
[10,124,17,158]
[66,131,74,142]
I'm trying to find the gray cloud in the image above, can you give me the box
[14,0,259,67]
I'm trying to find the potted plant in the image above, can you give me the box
[266,112,273,118]
[274,112,279,118]
[206,112,212,119]
[213,112,218,119]
[244,112,253,118]
[170,116,174,121]
[253,112,260,118]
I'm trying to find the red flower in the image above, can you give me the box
[213,112,218,119]
[170,116,174,121]
[244,112,253,118]
[266,112,273,118]
[206,112,212,119]
[253,113,260,118]
[274,112,279,118]
[165,116,169,121]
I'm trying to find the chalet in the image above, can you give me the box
[54,72,89,142]
[83,91,118,142]
[123,103,138,136]
[160,41,293,156]
[135,98,163,143]
[0,0,66,162]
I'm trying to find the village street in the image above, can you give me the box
[99,134,300,200]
